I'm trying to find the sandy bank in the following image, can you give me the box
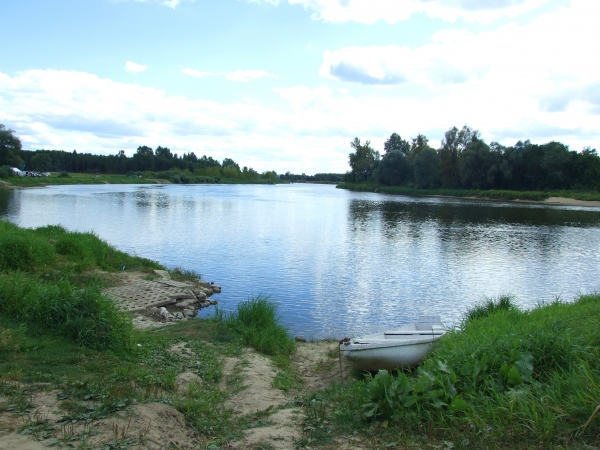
[541,196,600,207]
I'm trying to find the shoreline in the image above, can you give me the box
[4,179,600,207]
[435,194,600,208]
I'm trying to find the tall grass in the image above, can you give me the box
[0,221,161,274]
[0,272,132,350]
[220,295,295,357]
[0,222,55,271]
[462,294,518,323]
[0,221,164,350]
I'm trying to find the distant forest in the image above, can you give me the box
[346,125,600,192]
[0,125,279,181]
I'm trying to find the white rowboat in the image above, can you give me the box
[341,315,447,371]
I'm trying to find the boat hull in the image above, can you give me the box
[341,318,446,371]
[342,339,437,371]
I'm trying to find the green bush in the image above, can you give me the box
[0,165,14,179]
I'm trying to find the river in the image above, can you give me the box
[1,183,599,339]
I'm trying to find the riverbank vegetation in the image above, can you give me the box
[342,126,600,201]
[306,294,600,448]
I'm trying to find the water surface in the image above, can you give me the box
[2,184,599,338]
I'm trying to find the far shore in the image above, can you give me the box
[443,194,600,208]
[3,178,600,207]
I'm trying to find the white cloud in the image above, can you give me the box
[321,0,599,95]
[0,69,348,174]
[1,2,599,175]
[181,68,212,78]
[182,68,278,82]
[125,61,148,73]
[117,0,194,8]
[248,0,550,23]
[225,70,278,82]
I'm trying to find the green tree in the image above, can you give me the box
[348,137,380,182]
[30,152,53,171]
[375,150,410,186]
[408,134,430,163]
[439,125,479,188]
[384,133,410,155]
[155,146,173,159]
[459,138,496,189]
[222,158,240,170]
[0,124,23,167]
[413,147,440,188]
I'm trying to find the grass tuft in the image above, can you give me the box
[221,295,295,357]
[462,294,519,324]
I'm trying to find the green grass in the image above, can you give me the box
[0,221,162,275]
[312,293,600,448]
[219,295,296,357]
[0,221,163,350]
[3,172,155,186]
[337,182,600,202]
[1,171,280,187]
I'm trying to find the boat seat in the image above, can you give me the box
[384,331,444,336]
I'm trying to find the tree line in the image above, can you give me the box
[0,125,276,182]
[346,126,600,192]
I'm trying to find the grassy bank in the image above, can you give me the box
[337,182,600,202]
[1,172,155,187]
[307,295,600,448]
[0,170,279,187]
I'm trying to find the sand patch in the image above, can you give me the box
[225,349,288,416]
[0,387,198,450]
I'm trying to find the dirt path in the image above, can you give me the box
[220,341,358,450]
[0,341,358,450]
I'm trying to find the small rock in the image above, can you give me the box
[211,285,222,293]
[173,312,184,320]
[209,299,218,305]
[197,280,212,289]
[200,301,211,308]
[159,307,169,320]
[183,309,195,318]
[153,269,171,280]
[295,336,307,342]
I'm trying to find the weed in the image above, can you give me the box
[19,412,55,440]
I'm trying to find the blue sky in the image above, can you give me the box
[1,0,598,174]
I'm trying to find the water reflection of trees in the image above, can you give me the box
[0,189,12,217]
[348,197,600,256]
